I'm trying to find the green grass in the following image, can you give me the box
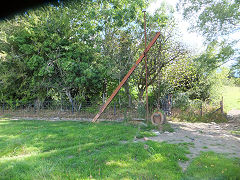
[0,119,239,179]
[162,123,175,132]
[222,86,240,112]
[0,119,188,179]
[176,111,228,123]
[231,129,240,135]
[136,131,157,138]
[184,152,240,180]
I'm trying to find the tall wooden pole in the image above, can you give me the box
[143,9,149,122]
[92,32,161,122]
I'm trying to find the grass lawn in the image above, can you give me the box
[0,119,239,179]
[184,152,240,180]
[222,86,240,112]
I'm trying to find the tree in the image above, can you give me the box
[0,2,105,106]
[0,0,149,107]
[177,0,240,41]
[132,6,189,101]
[92,0,147,106]
[177,0,239,74]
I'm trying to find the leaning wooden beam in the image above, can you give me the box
[92,32,161,122]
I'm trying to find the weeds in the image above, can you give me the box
[172,110,228,123]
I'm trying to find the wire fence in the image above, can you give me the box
[0,100,139,120]
[3,94,226,121]
[0,94,224,122]
[0,96,173,121]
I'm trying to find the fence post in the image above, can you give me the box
[34,103,37,114]
[114,102,116,116]
[220,96,223,114]
[200,102,203,116]
[2,102,4,114]
[71,100,74,114]
[61,95,63,111]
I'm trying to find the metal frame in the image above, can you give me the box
[92,32,161,122]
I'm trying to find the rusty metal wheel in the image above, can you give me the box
[151,112,166,125]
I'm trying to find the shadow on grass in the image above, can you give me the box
[0,140,188,179]
[1,120,239,179]
[0,120,189,179]
[0,120,136,157]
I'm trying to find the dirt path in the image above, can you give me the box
[148,111,240,171]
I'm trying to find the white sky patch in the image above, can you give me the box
[147,0,205,54]
[147,0,240,69]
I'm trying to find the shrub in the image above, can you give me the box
[172,92,191,110]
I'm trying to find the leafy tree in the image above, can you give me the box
[132,6,189,101]
[0,3,105,106]
[177,0,240,40]
[177,0,239,75]
[0,0,150,108]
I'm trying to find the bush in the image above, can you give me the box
[234,78,240,86]
[172,92,191,110]
[137,102,146,119]
[174,110,227,123]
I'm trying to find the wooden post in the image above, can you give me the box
[143,9,149,122]
[114,102,116,116]
[200,102,203,116]
[2,102,4,114]
[71,100,74,114]
[220,96,223,114]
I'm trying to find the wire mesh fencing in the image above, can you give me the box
[0,94,174,121]
[0,100,148,121]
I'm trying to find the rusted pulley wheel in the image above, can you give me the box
[151,112,166,125]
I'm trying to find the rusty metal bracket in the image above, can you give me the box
[92,32,161,122]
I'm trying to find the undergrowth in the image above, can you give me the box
[172,110,228,123]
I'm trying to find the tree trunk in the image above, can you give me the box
[65,89,74,112]
[102,78,107,104]
[34,98,42,112]
[123,82,132,107]
[138,88,145,102]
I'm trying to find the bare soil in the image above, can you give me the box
[148,110,240,171]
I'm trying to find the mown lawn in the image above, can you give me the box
[222,86,240,112]
[0,119,239,179]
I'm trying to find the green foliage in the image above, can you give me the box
[178,0,240,40]
[0,0,146,105]
[84,106,99,114]
[162,57,197,91]
[178,0,239,79]
[176,111,228,123]
[137,102,146,119]
[222,86,240,112]
[0,0,237,118]
[136,131,157,139]
[162,123,174,133]
[172,92,191,110]
[0,3,106,105]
